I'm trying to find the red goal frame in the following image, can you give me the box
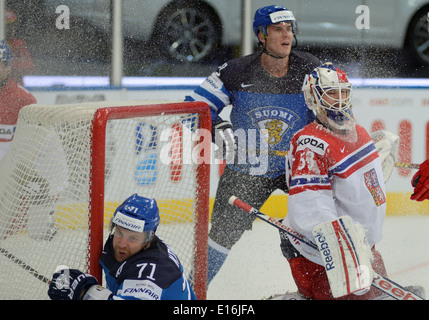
[88,102,211,300]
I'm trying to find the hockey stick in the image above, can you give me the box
[0,246,51,284]
[236,148,287,157]
[228,196,424,300]
[395,162,420,170]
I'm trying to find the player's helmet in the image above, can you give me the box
[111,194,160,240]
[0,40,12,66]
[303,62,354,133]
[253,5,297,40]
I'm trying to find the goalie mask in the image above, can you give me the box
[111,193,160,243]
[303,62,355,134]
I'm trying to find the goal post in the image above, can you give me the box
[0,100,211,300]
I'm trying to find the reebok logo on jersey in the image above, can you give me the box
[296,135,328,155]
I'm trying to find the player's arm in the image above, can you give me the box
[184,65,236,161]
[185,73,234,160]
[184,66,231,125]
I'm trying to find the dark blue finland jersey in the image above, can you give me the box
[100,235,196,300]
[186,50,320,177]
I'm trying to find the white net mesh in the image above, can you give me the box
[0,101,210,299]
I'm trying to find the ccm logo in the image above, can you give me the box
[374,275,418,300]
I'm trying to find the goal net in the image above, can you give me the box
[0,100,211,300]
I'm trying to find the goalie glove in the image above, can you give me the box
[312,216,374,298]
[212,120,235,162]
[370,130,399,183]
[411,159,429,201]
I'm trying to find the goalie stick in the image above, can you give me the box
[228,196,424,300]
[395,162,420,170]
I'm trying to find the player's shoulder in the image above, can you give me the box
[219,52,261,73]
[0,78,37,103]
[293,122,327,139]
[355,123,371,137]
[134,237,184,287]
[292,122,331,153]
[5,78,34,94]
[130,237,182,273]
[290,50,321,69]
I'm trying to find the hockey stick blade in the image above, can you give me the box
[228,196,424,300]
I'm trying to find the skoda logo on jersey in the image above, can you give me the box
[248,107,298,144]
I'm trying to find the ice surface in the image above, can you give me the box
[207,215,429,300]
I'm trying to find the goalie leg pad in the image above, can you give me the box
[312,216,374,298]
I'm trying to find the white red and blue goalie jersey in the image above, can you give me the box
[284,122,386,265]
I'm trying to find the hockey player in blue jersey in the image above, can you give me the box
[48,194,196,300]
[185,5,321,287]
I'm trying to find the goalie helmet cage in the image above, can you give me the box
[0,101,211,300]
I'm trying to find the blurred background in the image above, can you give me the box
[6,0,429,81]
[3,0,429,210]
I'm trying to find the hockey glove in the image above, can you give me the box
[411,159,429,201]
[48,268,98,300]
[371,130,399,183]
[212,120,235,162]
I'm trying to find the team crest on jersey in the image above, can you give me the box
[364,168,386,206]
[248,107,298,145]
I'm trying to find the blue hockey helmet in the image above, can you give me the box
[253,5,297,40]
[111,194,160,235]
